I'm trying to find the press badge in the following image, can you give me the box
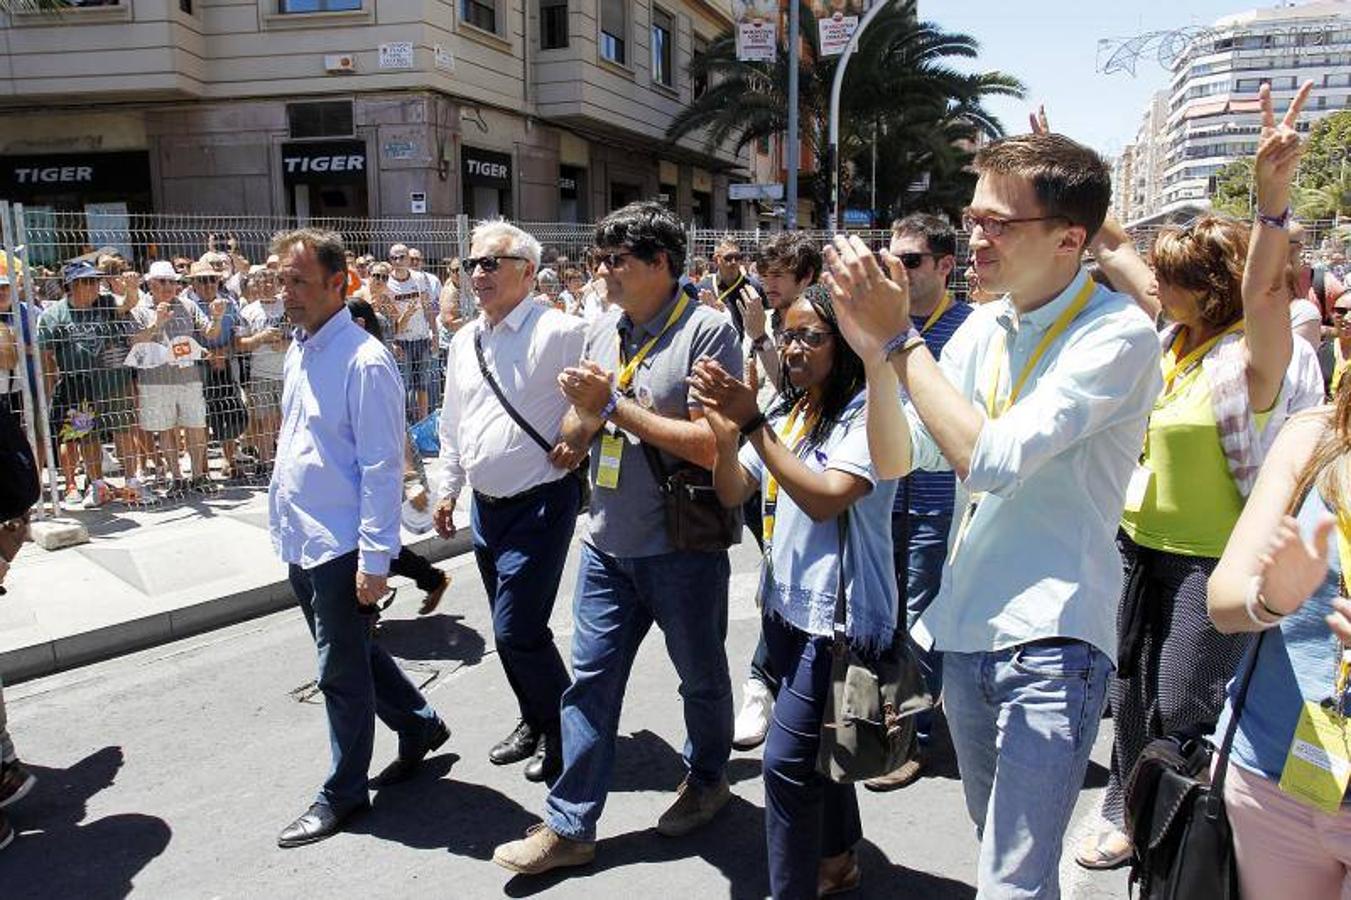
[596,432,624,489]
[1124,465,1152,513]
[1278,701,1351,813]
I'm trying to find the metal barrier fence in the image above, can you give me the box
[2,205,1345,520]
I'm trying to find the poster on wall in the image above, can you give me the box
[84,202,131,261]
[815,0,874,57]
[733,1,779,62]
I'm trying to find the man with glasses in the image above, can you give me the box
[128,260,217,496]
[433,220,586,787]
[494,202,742,875]
[385,244,437,423]
[860,213,972,792]
[707,239,762,340]
[823,132,1161,898]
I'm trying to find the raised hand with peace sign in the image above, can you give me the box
[1254,80,1314,219]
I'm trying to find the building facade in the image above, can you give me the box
[1153,0,1351,218]
[0,0,751,226]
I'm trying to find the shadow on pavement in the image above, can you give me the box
[855,839,977,899]
[374,613,487,666]
[1083,759,1110,789]
[0,746,172,900]
[611,729,763,794]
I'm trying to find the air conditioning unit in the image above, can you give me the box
[325,54,357,74]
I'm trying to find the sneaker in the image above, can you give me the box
[656,775,730,837]
[164,478,189,499]
[190,475,219,495]
[0,811,12,852]
[123,477,152,506]
[0,762,36,808]
[81,479,110,509]
[732,678,773,751]
[492,822,595,875]
[63,488,82,510]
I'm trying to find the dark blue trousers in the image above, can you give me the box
[762,615,862,900]
[470,475,579,733]
[289,550,441,814]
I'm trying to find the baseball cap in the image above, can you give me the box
[63,260,101,284]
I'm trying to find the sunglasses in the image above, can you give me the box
[962,211,1069,238]
[388,253,408,261]
[720,252,744,262]
[463,255,527,273]
[779,328,834,348]
[897,252,941,270]
[371,274,389,282]
[590,250,634,270]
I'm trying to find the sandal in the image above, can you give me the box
[1074,828,1132,870]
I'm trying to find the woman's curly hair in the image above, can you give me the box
[1149,215,1251,328]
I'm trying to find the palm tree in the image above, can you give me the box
[666,0,1024,223]
[0,0,71,12]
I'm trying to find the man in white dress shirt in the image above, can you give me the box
[434,220,587,785]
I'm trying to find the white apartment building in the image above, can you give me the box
[1158,0,1351,216]
[0,0,750,225]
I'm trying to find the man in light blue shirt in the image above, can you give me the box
[268,228,447,849]
[823,133,1162,899]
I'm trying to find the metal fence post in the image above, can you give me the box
[455,213,476,314]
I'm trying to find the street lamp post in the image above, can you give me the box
[786,0,800,230]
[827,0,892,232]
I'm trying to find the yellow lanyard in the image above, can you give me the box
[1161,321,1244,396]
[761,399,818,547]
[1334,341,1350,399]
[716,274,743,309]
[983,279,1096,419]
[919,292,954,335]
[616,292,690,392]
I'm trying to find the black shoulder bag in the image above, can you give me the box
[473,328,590,507]
[817,509,932,783]
[637,440,740,552]
[1123,628,1264,900]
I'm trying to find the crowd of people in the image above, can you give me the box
[5,81,1351,898]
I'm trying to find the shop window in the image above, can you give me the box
[462,0,497,33]
[540,0,568,50]
[287,101,355,139]
[280,0,361,11]
[600,0,626,65]
[652,7,674,87]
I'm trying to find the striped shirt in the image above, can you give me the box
[895,296,973,517]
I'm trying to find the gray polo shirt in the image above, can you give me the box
[583,286,744,559]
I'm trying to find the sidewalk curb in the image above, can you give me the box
[1,531,473,685]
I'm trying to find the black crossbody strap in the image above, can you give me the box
[473,326,553,455]
[832,508,851,654]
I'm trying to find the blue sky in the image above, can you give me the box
[924,0,1261,157]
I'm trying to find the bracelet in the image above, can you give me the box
[882,327,923,361]
[739,412,767,437]
[1256,207,1292,230]
[750,334,772,352]
[1244,574,1284,630]
[599,391,620,421]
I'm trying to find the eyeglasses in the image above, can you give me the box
[591,250,634,270]
[371,274,389,282]
[388,253,408,261]
[897,252,942,270]
[720,252,744,262]
[1335,308,1351,319]
[779,328,834,348]
[463,254,527,273]
[962,211,1070,238]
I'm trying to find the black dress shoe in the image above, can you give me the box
[369,719,451,788]
[277,801,366,848]
[489,719,539,766]
[523,733,562,785]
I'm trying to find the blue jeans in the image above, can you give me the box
[471,476,579,732]
[545,544,733,841]
[943,639,1111,900]
[762,616,861,900]
[898,512,950,746]
[289,551,442,814]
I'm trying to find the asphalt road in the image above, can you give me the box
[0,536,1130,899]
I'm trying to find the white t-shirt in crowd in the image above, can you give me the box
[240,297,289,381]
[388,271,434,341]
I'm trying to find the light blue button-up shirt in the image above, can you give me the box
[268,307,405,576]
[908,268,1163,664]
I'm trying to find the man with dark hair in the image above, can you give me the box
[823,132,1161,897]
[269,228,448,849]
[494,201,743,875]
[864,212,971,792]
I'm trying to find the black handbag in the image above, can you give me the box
[473,328,590,507]
[1123,632,1265,900]
[817,510,932,783]
[0,393,40,522]
[638,439,740,552]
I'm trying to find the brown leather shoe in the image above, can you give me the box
[493,822,595,875]
[418,573,450,615]
[863,754,924,792]
[818,849,861,896]
[656,775,730,837]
